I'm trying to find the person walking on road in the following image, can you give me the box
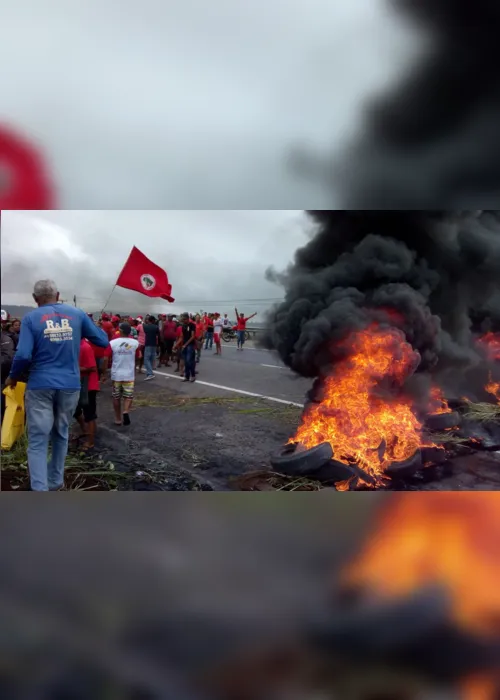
[136,317,146,373]
[213,313,223,356]
[194,314,204,363]
[73,339,99,451]
[108,322,139,426]
[234,308,257,350]
[161,314,178,367]
[176,313,197,382]
[204,313,214,350]
[142,315,160,380]
[5,279,109,491]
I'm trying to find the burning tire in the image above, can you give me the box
[385,450,422,479]
[425,411,461,431]
[314,459,357,484]
[270,442,333,476]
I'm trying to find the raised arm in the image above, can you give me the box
[247,312,257,321]
[234,307,239,319]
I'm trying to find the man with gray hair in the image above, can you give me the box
[6,280,109,491]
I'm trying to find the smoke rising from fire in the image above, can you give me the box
[262,211,500,403]
[331,0,500,208]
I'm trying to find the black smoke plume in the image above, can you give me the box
[262,211,500,403]
[334,0,500,208]
[264,0,500,404]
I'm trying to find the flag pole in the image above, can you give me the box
[101,247,135,316]
[101,285,117,315]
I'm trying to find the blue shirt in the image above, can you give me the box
[9,303,109,390]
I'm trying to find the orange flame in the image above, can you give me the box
[428,385,452,414]
[292,326,423,482]
[343,493,500,638]
[485,374,500,404]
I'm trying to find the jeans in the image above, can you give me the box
[204,331,213,350]
[25,388,80,491]
[144,345,157,376]
[182,344,196,380]
[237,329,246,347]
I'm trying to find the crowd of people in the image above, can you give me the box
[1,280,259,491]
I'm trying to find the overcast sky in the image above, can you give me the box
[1,209,312,317]
[0,0,420,208]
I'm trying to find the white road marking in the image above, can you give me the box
[153,369,303,408]
[217,345,273,352]
[260,364,283,369]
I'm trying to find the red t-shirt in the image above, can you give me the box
[195,322,204,339]
[90,342,112,360]
[236,317,249,330]
[163,320,178,340]
[101,320,114,340]
[79,340,99,392]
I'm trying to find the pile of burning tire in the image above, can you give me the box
[270,407,468,489]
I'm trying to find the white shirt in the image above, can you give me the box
[222,317,231,327]
[110,336,139,381]
[213,318,224,334]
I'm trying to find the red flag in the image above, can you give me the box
[0,125,55,209]
[116,246,174,302]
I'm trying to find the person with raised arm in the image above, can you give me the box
[234,307,257,351]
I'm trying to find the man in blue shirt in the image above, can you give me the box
[6,280,109,491]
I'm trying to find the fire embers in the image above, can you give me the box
[309,494,500,697]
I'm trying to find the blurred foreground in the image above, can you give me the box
[1,493,498,699]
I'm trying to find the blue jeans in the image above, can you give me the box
[144,346,156,376]
[237,330,246,347]
[25,388,80,491]
[182,344,196,380]
[204,331,213,350]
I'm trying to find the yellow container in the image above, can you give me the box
[1,382,27,450]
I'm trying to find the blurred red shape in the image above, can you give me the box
[0,124,55,209]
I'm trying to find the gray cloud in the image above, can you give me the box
[0,0,415,208]
[1,210,309,316]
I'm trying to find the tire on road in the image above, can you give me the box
[314,459,357,484]
[270,442,333,476]
[425,411,461,431]
[385,449,422,479]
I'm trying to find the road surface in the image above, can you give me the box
[153,342,311,407]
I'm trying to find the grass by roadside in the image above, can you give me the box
[1,433,191,491]
[132,391,302,424]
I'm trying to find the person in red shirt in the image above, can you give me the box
[89,340,112,381]
[161,314,178,366]
[234,307,257,350]
[100,313,114,340]
[73,339,100,450]
[194,314,205,363]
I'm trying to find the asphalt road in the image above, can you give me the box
[152,341,311,407]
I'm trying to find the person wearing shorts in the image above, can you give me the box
[73,339,100,450]
[109,322,139,426]
[213,313,223,355]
